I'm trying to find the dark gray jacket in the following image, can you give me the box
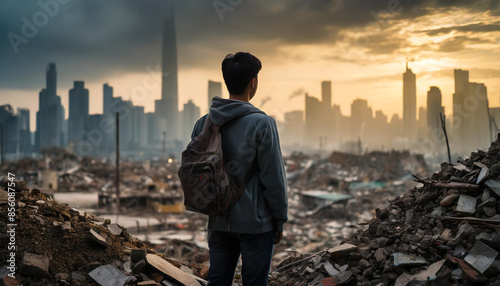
[191,96,288,233]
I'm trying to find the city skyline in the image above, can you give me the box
[1,1,500,132]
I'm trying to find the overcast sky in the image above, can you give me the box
[1,0,500,131]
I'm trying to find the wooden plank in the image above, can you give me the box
[146,254,201,286]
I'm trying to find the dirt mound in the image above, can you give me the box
[0,182,207,285]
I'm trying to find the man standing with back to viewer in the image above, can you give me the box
[190,52,288,285]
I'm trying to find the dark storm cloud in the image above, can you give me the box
[423,22,500,36]
[0,0,496,90]
[438,36,494,52]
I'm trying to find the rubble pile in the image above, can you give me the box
[0,182,208,286]
[288,150,427,190]
[271,136,500,285]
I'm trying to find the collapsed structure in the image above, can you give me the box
[270,135,500,285]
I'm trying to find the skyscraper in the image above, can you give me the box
[427,86,444,135]
[35,63,63,150]
[68,81,89,144]
[208,80,222,111]
[452,69,469,145]
[0,105,19,157]
[351,98,373,139]
[158,7,179,142]
[321,81,332,108]
[403,62,417,143]
[182,100,200,145]
[103,83,113,116]
[18,108,31,155]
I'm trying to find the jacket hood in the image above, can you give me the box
[209,96,265,126]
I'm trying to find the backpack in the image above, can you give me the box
[178,114,258,216]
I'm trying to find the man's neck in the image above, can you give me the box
[229,93,250,102]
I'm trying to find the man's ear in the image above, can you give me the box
[251,78,256,89]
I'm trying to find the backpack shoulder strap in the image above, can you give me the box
[233,159,258,203]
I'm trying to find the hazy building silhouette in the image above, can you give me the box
[452,69,491,155]
[181,100,200,146]
[68,81,89,144]
[157,7,180,142]
[283,110,304,147]
[132,106,147,148]
[103,83,113,116]
[403,62,417,143]
[427,86,444,134]
[101,83,114,153]
[18,108,31,155]
[464,82,490,151]
[36,63,64,150]
[418,107,427,140]
[146,112,156,146]
[351,98,372,140]
[208,80,222,111]
[304,93,323,147]
[0,105,19,157]
[453,69,469,146]
[321,81,332,108]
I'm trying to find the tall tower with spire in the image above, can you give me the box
[403,62,417,143]
[157,6,179,141]
[35,63,64,150]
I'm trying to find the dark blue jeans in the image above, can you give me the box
[207,230,275,286]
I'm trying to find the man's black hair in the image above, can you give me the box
[221,52,262,95]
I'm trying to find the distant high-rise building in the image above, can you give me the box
[283,110,304,146]
[208,80,222,111]
[18,108,31,155]
[427,86,444,134]
[452,69,469,145]
[182,100,200,145]
[101,83,114,153]
[0,105,19,157]
[403,62,417,143]
[157,7,180,142]
[464,82,490,151]
[145,112,157,146]
[452,69,491,155]
[417,106,427,140]
[304,93,322,147]
[103,83,113,116]
[351,98,373,139]
[68,81,89,144]
[321,81,332,108]
[131,106,147,148]
[88,114,103,156]
[36,63,63,150]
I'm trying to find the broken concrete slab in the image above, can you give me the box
[71,272,85,281]
[464,241,499,274]
[19,252,50,278]
[145,254,201,286]
[323,261,340,277]
[393,252,426,266]
[456,195,477,214]
[326,243,356,257]
[485,180,500,197]
[477,166,489,184]
[90,229,110,247]
[107,223,122,236]
[88,264,136,286]
[394,260,445,286]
